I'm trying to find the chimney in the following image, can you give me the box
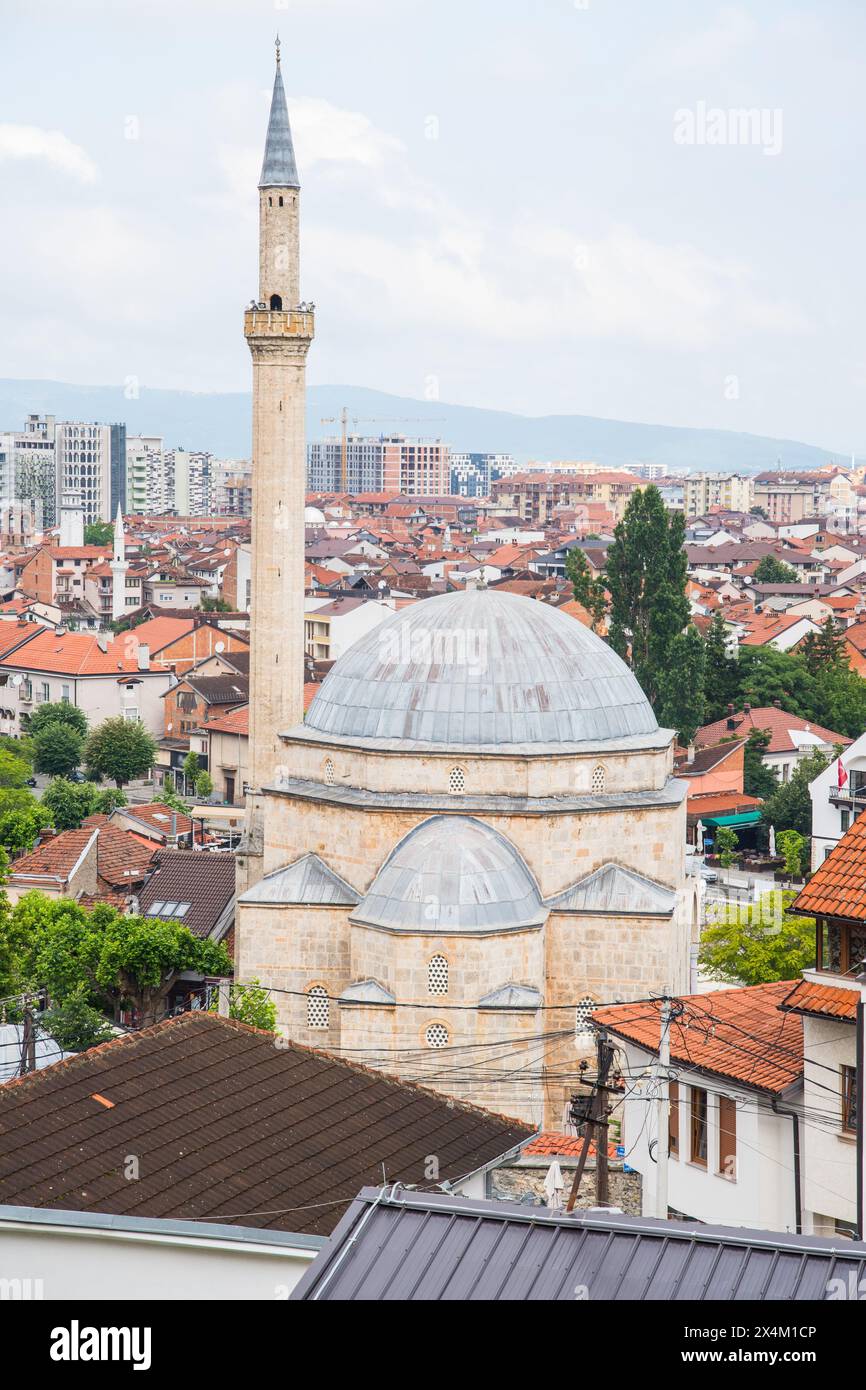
[686,744,696,765]
[773,699,782,709]
[96,633,108,653]
[137,643,150,672]
[743,703,751,715]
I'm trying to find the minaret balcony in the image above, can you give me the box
[244,305,315,342]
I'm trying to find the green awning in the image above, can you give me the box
[702,811,763,829]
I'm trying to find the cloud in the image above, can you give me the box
[645,6,757,75]
[0,124,98,183]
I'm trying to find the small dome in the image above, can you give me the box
[305,587,657,748]
[304,505,326,524]
[352,816,547,934]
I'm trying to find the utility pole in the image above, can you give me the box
[566,1030,617,1212]
[19,998,37,1077]
[656,995,675,1221]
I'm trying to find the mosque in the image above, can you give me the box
[235,45,695,1127]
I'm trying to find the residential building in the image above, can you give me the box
[753,470,843,525]
[695,705,850,785]
[2,414,56,529]
[123,615,249,675]
[307,435,450,495]
[684,472,753,517]
[449,452,517,498]
[126,434,163,515]
[195,703,249,806]
[490,470,644,525]
[54,421,112,524]
[808,731,866,867]
[304,594,396,662]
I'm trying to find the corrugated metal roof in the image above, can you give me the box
[351,816,547,935]
[304,589,659,748]
[237,853,359,907]
[259,61,300,189]
[547,863,677,916]
[292,1188,866,1301]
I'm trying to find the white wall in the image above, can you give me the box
[0,1211,323,1301]
[801,1008,860,1235]
[809,733,866,869]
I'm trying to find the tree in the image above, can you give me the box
[743,728,779,801]
[182,751,200,787]
[761,749,832,838]
[0,746,33,789]
[13,896,231,1027]
[715,825,739,872]
[41,779,102,830]
[657,626,706,744]
[777,829,806,882]
[84,521,114,546]
[84,718,157,788]
[702,612,739,721]
[195,771,214,799]
[158,780,190,812]
[564,547,607,633]
[699,892,816,985]
[754,555,798,584]
[199,596,232,613]
[26,701,88,741]
[604,486,689,706]
[40,984,114,1052]
[800,617,845,677]
[210,979,276,1032]
[32,724,84,779]
[0,790,52,856]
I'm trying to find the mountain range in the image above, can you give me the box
[0,378,849,475]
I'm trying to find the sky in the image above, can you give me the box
[1,0,865,452]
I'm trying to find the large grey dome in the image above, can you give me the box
[352,816,546,934]
[305,588,657,747]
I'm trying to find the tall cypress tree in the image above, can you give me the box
[703,610,740,720]
[605,486,689,706]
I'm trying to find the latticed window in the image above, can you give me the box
[307,986,329,1030]
[425,1023,449,1049]
[428,955,449,996]
[575,996,596,1036]
[591,765,606,794]
[323,758,336,787]
[449,766,466,794]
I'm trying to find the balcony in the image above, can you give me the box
[829,784,866,807]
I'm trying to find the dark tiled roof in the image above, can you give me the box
[184,675,249,706]
[95,825,157,888]
[139,850,235,939]
[0,1013,532,1236]
[292,1188,866,1301]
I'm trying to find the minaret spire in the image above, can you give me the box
[259,40,299,190]
[110,502,128,624]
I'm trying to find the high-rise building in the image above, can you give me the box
[449,452,517,498]
[110,422,127,517]
[683,472,753,517]
[307,434,449,495]
[2,414,57,528]
[126,434,162,515]
[55,421,112,524]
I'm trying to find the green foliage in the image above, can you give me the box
[604,486,689,706]
[182,751,200,785]
[195,771,214,799]
[699,892,816,985]
[754,555,798,584]
[40,778,122,831]
[84,521,114,546]
[26,701,89,740]
[0,790,52,856]
[715,825,739,869]
[761,749,833,837]
[800,617,845,677]
[564,547,607,632]
[32,724,84,778]
[11,895,231,1026]
[776,829,807,881]
[199,596,232,613]
[743,729,779,801]
[158,780,189,812]
[702,612,740,721]
[210,979,276,1032]
[40,983,114,1052]
[84,718,157,788]
[657,626,707,745]
[0,746,33,789]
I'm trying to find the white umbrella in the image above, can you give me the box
[769,825,776,858]
[696,820,704,854]
[544,1160,565,1211]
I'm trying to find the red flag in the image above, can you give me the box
[839,759,849,791]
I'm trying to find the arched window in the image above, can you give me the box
[270,294,283,311]
[448,766,466,795]
[278,195,284,207]
[574,996,596,1037]
[307,986,329,1030]
[428,955,449,996]
[425,1022,449,1049]
[323,757,336,786]
[591,765,606,795]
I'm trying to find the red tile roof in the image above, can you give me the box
[201,704,249,737]
[696,706,850,756]
[780,980,860,1021]
[793,815,866,921]
[95,825,158,888]
[523,1133,620,1160]
[594,982,802,1093]
[0,628,147,677]
[10,828,97,884]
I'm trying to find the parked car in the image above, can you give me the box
[68,770,88,783]
[699,865,718,883]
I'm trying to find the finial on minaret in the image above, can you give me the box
[275,33,281,67]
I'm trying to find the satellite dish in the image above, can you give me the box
[167,722,173,732]
[215,641,225,653]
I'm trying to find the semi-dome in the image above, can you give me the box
[352,816,546,934]
[304,587,658,747]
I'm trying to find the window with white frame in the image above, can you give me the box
[307,986,329,1030]
[428,955,449,996]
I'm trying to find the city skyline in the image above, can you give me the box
[2,0,864,456]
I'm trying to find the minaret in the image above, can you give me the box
[240,38,314,879]
[110,503,128,623]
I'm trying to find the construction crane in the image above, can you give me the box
[319,409,446,493]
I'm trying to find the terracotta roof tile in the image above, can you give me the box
[793,815,866,921]
[595,981,802,1093]
[780,979,860,1021]
[696,706,850,756]
[10,828,97,883]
